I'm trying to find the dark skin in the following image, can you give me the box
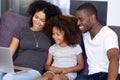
[75,10,102,39]
[75,9,119,80]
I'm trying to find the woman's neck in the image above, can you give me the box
[30,27,43,31]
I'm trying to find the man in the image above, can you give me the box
[75,3,119,80]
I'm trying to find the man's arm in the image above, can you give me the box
[107,48,119,80]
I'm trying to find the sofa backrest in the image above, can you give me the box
[0,11,29,47]
[109,26,120,52]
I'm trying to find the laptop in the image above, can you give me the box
[0,47,32,73]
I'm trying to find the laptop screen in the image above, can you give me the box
[0,47,14,73]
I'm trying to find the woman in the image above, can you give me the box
[0,0,62,80]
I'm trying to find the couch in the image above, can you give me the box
[0,11,29,47]
[0,11,120,79]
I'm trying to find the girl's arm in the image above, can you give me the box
[9,37,19,56]
[45,52,61,74]
[61,53,84,74]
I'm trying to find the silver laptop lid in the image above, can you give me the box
[0,47,14,73]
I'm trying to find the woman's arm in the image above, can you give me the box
[9,37,19,56]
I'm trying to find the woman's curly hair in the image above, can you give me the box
[27,0,62,26]
[45,15,82,46]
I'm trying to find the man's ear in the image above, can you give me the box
[90,14,96,23]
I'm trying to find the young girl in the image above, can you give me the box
[35,15,84,80]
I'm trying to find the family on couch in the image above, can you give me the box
[0,0,120,80]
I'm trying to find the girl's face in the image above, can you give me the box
[52,26,66,46]
[32,11,46,30]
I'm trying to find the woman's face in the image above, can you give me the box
[32,11,46,30]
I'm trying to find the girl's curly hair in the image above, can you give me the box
[45,15,82,46]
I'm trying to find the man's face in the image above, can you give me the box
[75,10,92,33]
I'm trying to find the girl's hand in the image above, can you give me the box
[61,68,69,74]
[51,66,62,74]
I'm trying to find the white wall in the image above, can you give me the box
[107,0,120,26]
[52,0,120,26]
[0,0,119,26]
[52,0,70,14]
[82,0,120,26]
